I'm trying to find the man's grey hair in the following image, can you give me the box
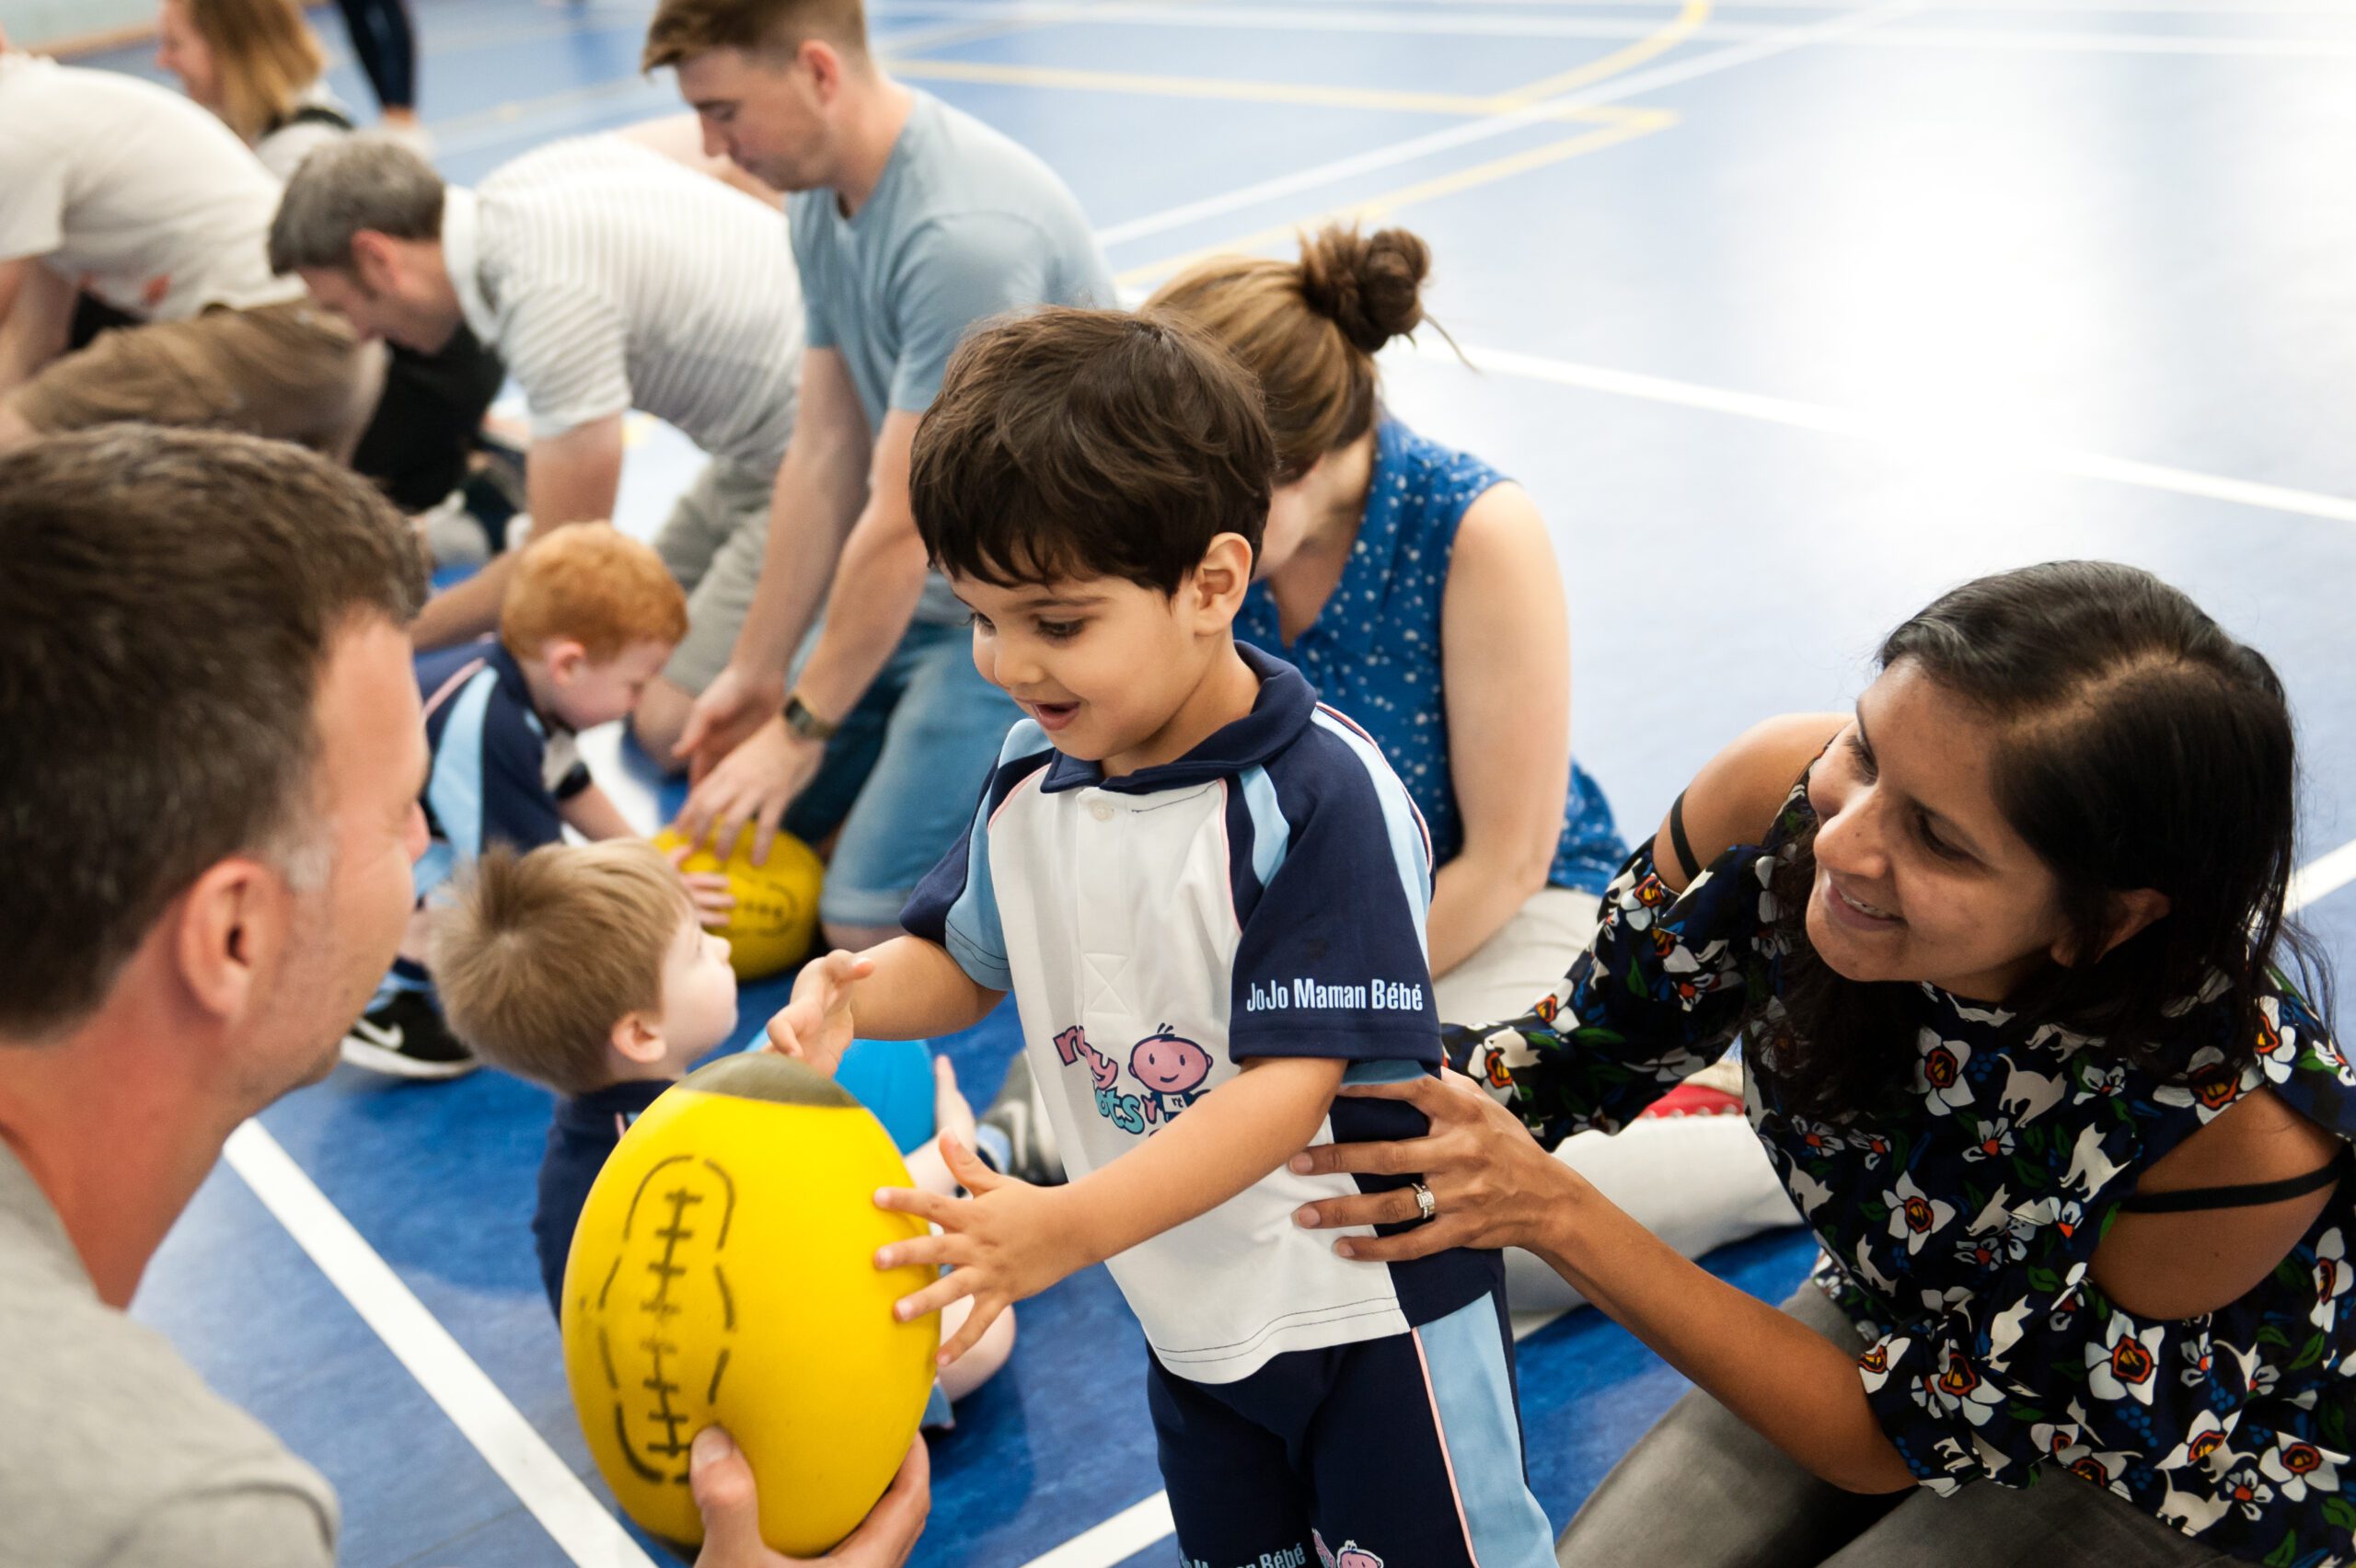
[269,134,449,275]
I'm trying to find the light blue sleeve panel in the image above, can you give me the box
[897,721,1052,992]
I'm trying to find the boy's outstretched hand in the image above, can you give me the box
[763,949,874,1078]
[873,1137,1083,1366]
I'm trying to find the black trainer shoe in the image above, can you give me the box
[341,990,478,1079]
[978,1052,1065,1185]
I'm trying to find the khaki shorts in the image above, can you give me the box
[653,455,777,696]
[9,299,380,455]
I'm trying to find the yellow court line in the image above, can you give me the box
[1115,107,1678,288]
[1490,0,1714,109]
[888,57,1611,119]
[894,1,1715,120]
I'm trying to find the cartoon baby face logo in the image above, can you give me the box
[1052,1024,1216,1136]
[1131,1027,1212,1124]
[1312,1532,1383,1568]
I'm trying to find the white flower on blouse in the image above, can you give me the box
[2222,1464,2278,1520]
[2008,1194,2086,1248]
[1886,1170,1958,1255]
[2153,1045,2254,1125]
[2032,1420,2085,1462]
[2312,1229,2350,1331]
[2155,1409,2239,1475]
[2226,1343,2282,1402]
[1959,1114,2017,1163]
[2256,996,2301,1085]
[1910,1342,2005,1427]
[2086,1312,2168,1405]
[2258,1436,2344,1502]
[1856,1332,1909,1395]
[1914,1031,1975,1115]
[2071,1061,2128,1104]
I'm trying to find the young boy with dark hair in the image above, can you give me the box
[433,838,1012,1418]
[768,307,1557,1566]
[344,523,699,1078]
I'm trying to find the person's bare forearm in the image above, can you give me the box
[1534,1185,1916,1493]
[847,936,1003,1041]
[732,424,869,680]
[1047,1056,1345,1270]
[791,523,933,721]
[413,419,625,651]
[411,550,516,649]
[1427,848,1550,978]
[0,259,72,390]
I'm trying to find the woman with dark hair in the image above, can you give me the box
[1291,561,2349,1564]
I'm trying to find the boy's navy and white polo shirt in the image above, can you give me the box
[903,645,1499,1385]
[411,638,590,904]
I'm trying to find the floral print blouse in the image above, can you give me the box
[1446,782,2356,1564]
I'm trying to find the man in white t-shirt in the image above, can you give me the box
[271,133,805,760]
[0,38,376,456]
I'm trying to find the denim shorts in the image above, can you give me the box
[783,617,1018,929]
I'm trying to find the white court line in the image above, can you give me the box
[1094,0,1926,248]
[1017,1492,1179,1568]
[1403,339,2356,527]
[223,1122,655,1568]
[2290,838,2356,914]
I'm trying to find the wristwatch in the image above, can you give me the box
[782,693,839,742]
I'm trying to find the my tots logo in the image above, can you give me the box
[1054,1024,1211,1136]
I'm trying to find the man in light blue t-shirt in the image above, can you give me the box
[649,0,1114,948]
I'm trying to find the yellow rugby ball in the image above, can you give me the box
[560,1054,939,1554]
[654,827,824,981]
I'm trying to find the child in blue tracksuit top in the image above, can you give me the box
[767,308,1555,1566]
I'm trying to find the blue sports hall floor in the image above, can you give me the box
[69,1,2356,1562]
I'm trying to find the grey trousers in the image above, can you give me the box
[1554,1286,2234,1567]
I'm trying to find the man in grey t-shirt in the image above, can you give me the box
[652,0,1114,948]
[0,428,927,1568]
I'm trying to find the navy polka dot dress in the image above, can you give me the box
[1235,417,1625,894]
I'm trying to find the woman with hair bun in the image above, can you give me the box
[1140,225,1799,1307]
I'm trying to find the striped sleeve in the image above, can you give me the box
[500,282,632,440]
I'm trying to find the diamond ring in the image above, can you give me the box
[1410,1180,1438,1221]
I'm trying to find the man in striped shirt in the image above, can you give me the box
[270,133,803,759]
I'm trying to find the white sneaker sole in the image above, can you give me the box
[339,1035,479,1080]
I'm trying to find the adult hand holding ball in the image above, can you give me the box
[562,1054,939,1556]
[688,1425,930,1568]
